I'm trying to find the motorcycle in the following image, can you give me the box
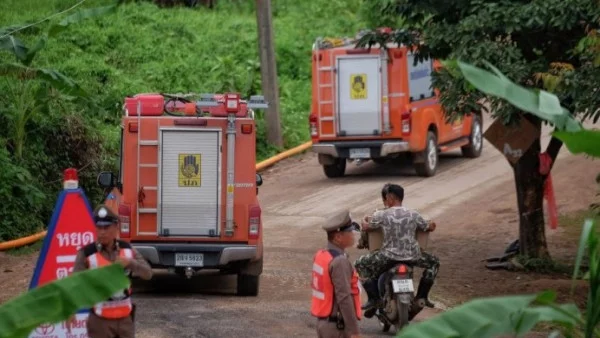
[359,225,430,333]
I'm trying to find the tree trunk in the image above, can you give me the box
[513,115,550,259]
[255,0,283,148]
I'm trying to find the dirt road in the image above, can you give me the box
[128,116,597,338]
[1,114,598,337]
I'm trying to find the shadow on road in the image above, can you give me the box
[337,151,472,180]
[133,270,238,297]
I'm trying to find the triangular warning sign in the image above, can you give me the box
[28,187,96,338]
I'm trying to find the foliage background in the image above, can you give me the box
[0,0,367,240]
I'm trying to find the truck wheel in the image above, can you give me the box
[414,131,438,177]
[461,114,483,158]
[237,274,260,296]
[323,158,346,178]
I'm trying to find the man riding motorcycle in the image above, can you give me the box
[354,183,440,312]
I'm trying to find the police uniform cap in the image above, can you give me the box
[93,204,119,227]
[322,209,359,233]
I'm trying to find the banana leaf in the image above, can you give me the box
[0,36,28,61]
[553,130,600,158]
[456,60,582,133]
[397,291,580,338]
[0,63,87,98]
[456,60,600,159]
[0,264,129,338]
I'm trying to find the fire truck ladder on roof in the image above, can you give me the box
[134,100,160,236]
[314,38,336,138]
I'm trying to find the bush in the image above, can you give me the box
[0,0,366,240]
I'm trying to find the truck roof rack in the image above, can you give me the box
[123,93,268,118]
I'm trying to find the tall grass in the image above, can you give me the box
[0,0,367,240]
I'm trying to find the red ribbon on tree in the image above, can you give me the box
[539,152,558,229]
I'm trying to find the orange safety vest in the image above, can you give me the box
[311,249,362,320]
[85,242,134,319]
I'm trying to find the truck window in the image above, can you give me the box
[407,52,435,102]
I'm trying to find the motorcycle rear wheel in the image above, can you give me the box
[395,295,410,331]
[380,321,391,332]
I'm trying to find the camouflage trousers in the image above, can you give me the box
[354,250,440,281]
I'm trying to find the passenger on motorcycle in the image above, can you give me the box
[354,183,439,311]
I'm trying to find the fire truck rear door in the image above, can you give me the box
[159,128,222,237]
[336,55,382,136]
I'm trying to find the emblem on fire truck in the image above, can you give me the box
[178,154,201,187]
[350,74,367,100]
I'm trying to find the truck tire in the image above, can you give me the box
[461,114,483,158]
[323,158,346,178]
[414,131,438,177]
[237,274,260,296]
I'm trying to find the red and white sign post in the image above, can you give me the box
[28,168,97,338]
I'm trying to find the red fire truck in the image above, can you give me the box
[97,92,267,296]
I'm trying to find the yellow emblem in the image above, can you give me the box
[350,74,367,100]
[178,154,201,187]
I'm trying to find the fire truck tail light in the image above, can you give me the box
[309,114,318,137]
[248,205,261,240]
[241,124,253,134]
[401,110,411,135]
[118,203,131,238]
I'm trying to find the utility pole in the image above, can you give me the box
[255,0,283,148]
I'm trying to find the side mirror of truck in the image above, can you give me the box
[255,173,263,195]
[97,171,116,189]
[256,173,263,187]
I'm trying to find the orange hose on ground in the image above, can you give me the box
[256,141,312,171]
[0,141,313,251]
[0,231,47,251]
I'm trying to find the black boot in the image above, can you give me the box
[416,278,435,308]
[361,280,379,310]
[361,279,381,317]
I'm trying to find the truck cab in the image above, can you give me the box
[309,33,483,178]
[97,92,267,296]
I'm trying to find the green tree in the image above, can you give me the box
[0,2,120,240]
[395,61,600,338]
[357,0,600,259]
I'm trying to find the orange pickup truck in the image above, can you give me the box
[308,35,483,178]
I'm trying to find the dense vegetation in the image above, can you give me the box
[0,0,366,240]
[358,0,600,259]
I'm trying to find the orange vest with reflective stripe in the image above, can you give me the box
[311,249,362,320]
[85,242,134,319]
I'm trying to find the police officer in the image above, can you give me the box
[311,209,362,338]
[67,204,153,338]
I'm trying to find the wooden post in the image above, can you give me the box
[255,0,283,148]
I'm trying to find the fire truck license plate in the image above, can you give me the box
[175,253,204,267]
[349,148,370,159]
[392,279,414,293]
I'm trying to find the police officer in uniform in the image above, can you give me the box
[311,209,362,338]
[67,204,153,338]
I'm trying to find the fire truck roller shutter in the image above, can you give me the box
[336,56,382,137]
[159,128,222,237]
